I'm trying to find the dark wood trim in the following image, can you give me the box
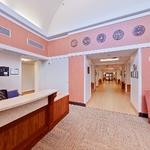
[0,92,69,150]
[139,113,148,118]
[69,101,86,107]
[47,92,57,129]
[127,84,131,93]
[49,95,69,131]
[15,125,49,150]
[0,106,48,150]
[121,82,125,91]
[49,111,69,131]
[0,106,47,131]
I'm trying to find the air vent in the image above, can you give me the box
[0,26,11,37]
[27,39,44,50]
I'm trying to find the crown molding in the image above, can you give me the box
[48,43,150,59]
[0,2,150,41]
[0,43,48,60]
[0,43,149,61]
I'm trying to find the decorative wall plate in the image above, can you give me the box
[97,33,106,43]
[71,39,78,47]
[113,29,124,40]
[82,37,91,46]
[133,25,145,36]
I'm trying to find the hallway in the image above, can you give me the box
[87,81,137,115]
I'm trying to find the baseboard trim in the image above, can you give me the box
[139,113,148,118]
[69,101,86,107]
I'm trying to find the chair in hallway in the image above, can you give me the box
[7,90,19,98]
[0,89,8,100]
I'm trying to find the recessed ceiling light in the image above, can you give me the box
[100,57,119,62]
[21,58,32,62]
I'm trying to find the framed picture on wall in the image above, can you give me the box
[87,66,90,74]
[135,71,138,79]
[10,68,19,75]
[131,71,133,78]
[0,66,9,76]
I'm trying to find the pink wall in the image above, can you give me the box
[1,14,150,107]
[48,15,150,56]
[69,56,84,103]
[0,15,48,56]
[142,48,150,113]
[1,14,149,58]
[48,37,70,56]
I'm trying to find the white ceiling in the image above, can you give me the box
[88,49,137,66]
[0,0,150,36]
[0,0,63,33]
[96,64,122,72]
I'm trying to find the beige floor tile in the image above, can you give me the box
[87,81,137,115]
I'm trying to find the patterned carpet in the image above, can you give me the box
[33,105,150,150]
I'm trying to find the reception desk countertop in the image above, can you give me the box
[0,89,57,112]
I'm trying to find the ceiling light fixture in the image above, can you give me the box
[21,58,32,62]
[100,57,119,62]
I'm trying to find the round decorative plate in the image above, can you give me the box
[97,33,106,43]
[113,29,124,40]
[82,37,91,46]
[133,25,145,36]
[71,39,78,47]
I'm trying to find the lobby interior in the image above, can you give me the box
[0,1,150,150]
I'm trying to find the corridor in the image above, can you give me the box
[87,81,137,115]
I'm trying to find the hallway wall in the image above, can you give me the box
[22,63,35,92]
[0,51,21,93]
[130,50,141,112]
[84,56,92,103]
[38,58,69,94]
[125,62,131,92]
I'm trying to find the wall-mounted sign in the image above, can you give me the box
[71,39,78,47]
[97,33,106,43]
[10,68,19,75]
[133,25,145,36]
[0,66,9,76]
[82,37,91,46]
[113,29,124,40]
[131,64,138,79]
[87,66,90,74]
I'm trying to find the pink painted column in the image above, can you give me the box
[69,56,84,103]
[141,47,150,115]
[144,91,150,123]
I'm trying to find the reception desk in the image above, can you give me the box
[0,90,69,150]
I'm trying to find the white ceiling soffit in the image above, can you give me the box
[0,0,150,38]
[88,49,137,65]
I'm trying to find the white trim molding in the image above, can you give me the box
[0,43,48,60]
[138,48,142,112]
[49,42,150,59]
[0,42,150,61]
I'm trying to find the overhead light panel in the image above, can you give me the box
[21,58,32,62]
[100,57,119,62]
